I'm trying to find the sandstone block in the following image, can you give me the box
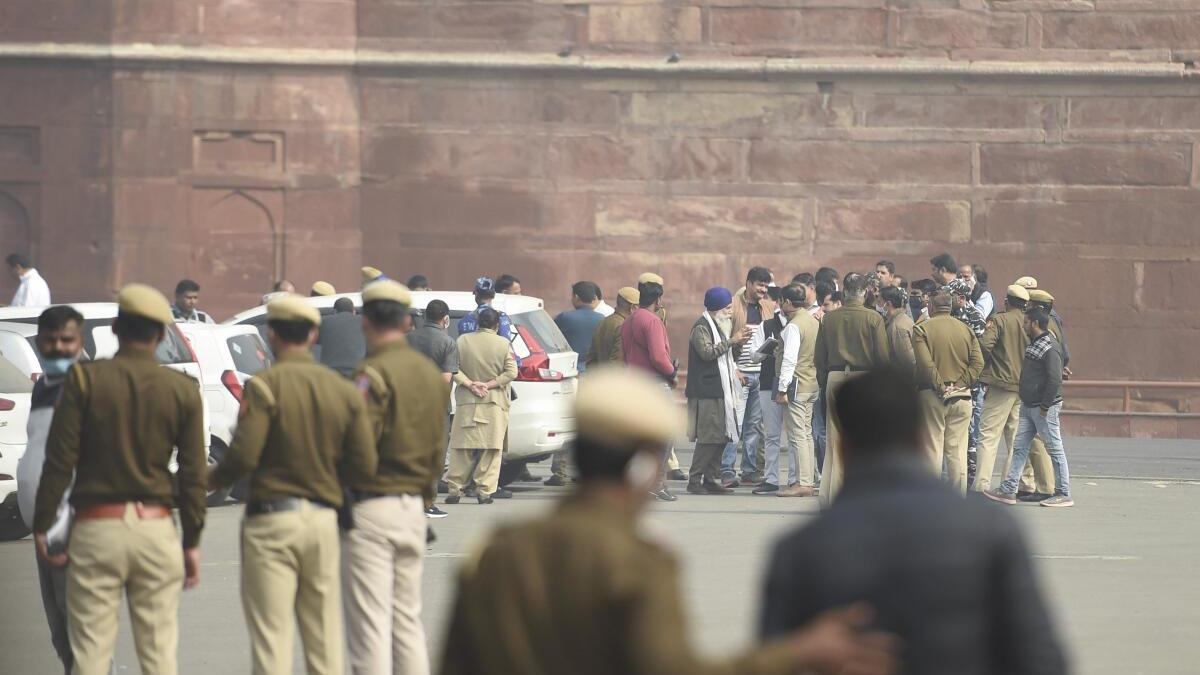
[897,9,1027,49]
[1069,97,1200,130]
[367,131,542,179]
[975,199,1200,246]
[980,143,1192,186]
[749,141,972,185]
[548,136,659,181]
[818,200,970,243]
[595,196,808,241]
[1043,12,1200,50]
[860,95,1054,130]
[710,8,887,46]
[665,138,745,182]
[588,6,702,44]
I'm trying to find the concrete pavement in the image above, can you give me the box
[1,439,1197,674]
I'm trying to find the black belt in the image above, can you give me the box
[245,497,335,517]
[828,364,870,373]
[351,490,416,502]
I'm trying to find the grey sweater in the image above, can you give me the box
[1018,333,1064,409]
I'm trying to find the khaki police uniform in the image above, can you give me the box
[342,282,450,675]
[585,287,638,368]
[440,368,799,675]
[448,328,518,500]
[912,311,985,494]
[33,284,206,675]
[779,308,821,491]
[814,298,890,506]
[211,295,377,675]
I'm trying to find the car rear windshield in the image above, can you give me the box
[227,334,271,375]
[155,326,195,365]
[511,310,572,353]
[0,356,34,393]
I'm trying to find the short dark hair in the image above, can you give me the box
[781,284,807,308]
[792,272,815,287]
[972,264,988,284]
[362,300,406,329]
[5,253,30,269]
[38,305,84,334]
[592,283,604,300]
[843,273,867,296]
[175,279,200,295]
[572,436,641,482]
[474,287,496,302]
[425,299,449,323]
[746,266,772,285]
[834,366,920,458]
[1025,306,1050,330]
[495,274,520,293]
[876,260,896,275]
[572,281,598,304]
[815,267,839,285]
[333,297,355,314]
[638,282,663,308]
[880,286,906,310]
[930,252,957,272]
[269,319,314,344]
[815,281,836,304]
[1006,293,1027,310]
[830,291,844,303]
[406,274,429,289]
[113,311,164,343]
[913,278,939,296]
[477,307,501,330]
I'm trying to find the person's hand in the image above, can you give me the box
[736,371,748,387]
[1040,408,1048,418]
[1063,366,1073,381]
[733,326,753,345]
[470,382,488,398]
[775,392,788,406]
[183,547,201,590]
[35,533,68,568]
[789,604,899,675]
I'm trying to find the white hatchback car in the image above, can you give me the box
[176,323,272,502]
[225,291,578,485]
[0,356,34,540]
[0,322,42,380]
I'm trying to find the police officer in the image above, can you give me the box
[911,291,984,493]
[209,294,377,675]
[814,273,890,507]
[343,281,449,675]
[584,286,638,369]
[440,367,897,675]
[34,284,206,675]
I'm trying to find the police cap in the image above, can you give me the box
[267,294,322,326]
[118,284,174,325]
[1028,289,1054,305]
[575,367,684,451]
[362,279,412,307]
[618,287,640,304]
[1014,276,1038,289]
[311,281,336,297]
[361,266,384,284]
[1006,285,1030,302]
[638,272,664,286]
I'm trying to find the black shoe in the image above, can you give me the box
[543,475,566,487]
[444,495,461,505]
[518,467,537,482]
[666,469,687,481]
[1018,492,1053,503]
[652,487,677,502]
[437,479,449,495]
[425,506,449,519]
[752,482,779,495]
[686,483,706,495]
[493,488,514,499]
[705,482,734,495]
[464,486,478,498]
[478,495,494,505]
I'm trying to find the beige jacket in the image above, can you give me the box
[451,329,518,450]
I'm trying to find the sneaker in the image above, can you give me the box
[752,483,779,495]
[543,475,567,487]
[721,477,740,489]
[685,483,706,495]
[704,483,734,495]
[425,506,449,519]
[1040,495,1074,508]
[666,469,687,482]
[493,488,514,499]
[983,489,1017,505]
[1018,492,1053,503]
[652,487,678,502]
[444,495,461,505]
[777,484,815,498]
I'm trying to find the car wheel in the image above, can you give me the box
[206,439,232,507]
[497,459,530,488]
[0,508,31,541]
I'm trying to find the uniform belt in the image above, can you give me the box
[828,364,870,372]
[351,490,414,502]
[245,497,335,517]
[75,502,171,521]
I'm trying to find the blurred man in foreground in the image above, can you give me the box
[441,367,898,675]
[762,367,1068,675]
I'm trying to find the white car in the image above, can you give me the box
[0,356,33,540]
[0,321,42,380]
[176,323,273,502]
[225,291,578,485]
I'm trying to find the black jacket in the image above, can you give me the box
[762,457,1069,675]
[313,312,366,377]
[684,315,725,400]
[1019,333,1064,410]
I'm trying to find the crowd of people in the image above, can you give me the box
[8,248,1075,675]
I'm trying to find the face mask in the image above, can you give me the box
[909,298,925,315]
[42,355,78,377]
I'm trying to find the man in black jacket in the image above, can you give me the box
[314,297,367,377]
[986,307,1073,508]
[762,367,1069,675]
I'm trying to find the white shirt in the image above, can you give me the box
[776,320,803,394]
[594,300,615,317]
[974,291,994,318]
[11,268,51,307]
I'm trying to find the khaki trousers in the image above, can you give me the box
[784,390,820,488]
[818,371,855,508]
[919,391,973,494]
[342,495,429,675]
[666,447,681,471]
[67,505,183,675]
[973,388,1052,493]
[242,502,343,675]
[446,448,502,497]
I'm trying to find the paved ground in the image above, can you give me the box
[1,437,1198,674]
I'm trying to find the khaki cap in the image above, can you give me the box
[618,287,640,304]
[362,279,412,306]
[1006,285,1030,302]
[118,284,174,325]
[638,272,664,286]
[267,294,322,325]
[1014,276,1038,289]
[575,367,684,449]
[361,266,383,283]
[1028,289,1054,304]
[311,281,336,297]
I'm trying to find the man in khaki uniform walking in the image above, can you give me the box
[440,367,898,675]
[814,274,890,507]
[210,295,377,675]
[446,307,517,504]
[585,286,638,368]
[912,291,984,493]
[34,284,206,675]
[342,281,449,675]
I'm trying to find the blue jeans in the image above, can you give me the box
[1000,403,1070,496]
[722,373,763,478]
[812,388,827,474]
[760,390,786,487]
[969,383,986,450]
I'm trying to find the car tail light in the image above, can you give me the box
[515,325,565,382]
[221,370,244,402]
[0,398,14,411]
